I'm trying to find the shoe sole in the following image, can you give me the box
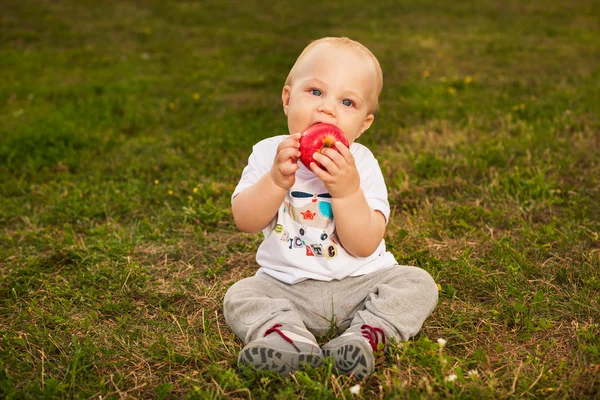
[238,345,323,375]
[323,343,373,380]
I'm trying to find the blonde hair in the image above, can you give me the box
[284,37,383,113]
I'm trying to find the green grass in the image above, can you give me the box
[1,0,599,398]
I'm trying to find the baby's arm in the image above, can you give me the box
[232,133,301,233]
[311,142,386,257]
[332,192,386,257]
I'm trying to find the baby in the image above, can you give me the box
[224,37,438,380]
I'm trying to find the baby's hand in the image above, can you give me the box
[270,132,301,190]
[311,141,360,198]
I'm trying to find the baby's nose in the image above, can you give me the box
[317,99,336,116]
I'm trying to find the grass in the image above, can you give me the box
[1,0,599,398]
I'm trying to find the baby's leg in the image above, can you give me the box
[349,265,439,341]
[322,265,438,379]
[224,274,306,343]
[223,274,324,374]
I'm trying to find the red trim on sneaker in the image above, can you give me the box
[360,324,386,352]
[264,324,301,353]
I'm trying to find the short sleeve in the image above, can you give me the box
[231,136,285,203]
[353,145,391,224]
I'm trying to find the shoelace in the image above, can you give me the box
[264,324,301,352]
[360,324,386,353]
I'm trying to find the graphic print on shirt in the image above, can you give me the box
[284,191,333,229]
[275,189,339,259]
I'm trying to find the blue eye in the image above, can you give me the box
[310,89,322,96]
[342,99,354,107]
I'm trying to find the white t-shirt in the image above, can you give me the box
[232,135,398,284]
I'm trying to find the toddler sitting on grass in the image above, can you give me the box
[224,36,438,380]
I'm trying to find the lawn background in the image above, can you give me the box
[1,0,599,398]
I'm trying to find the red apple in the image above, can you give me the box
[299,123,349,169]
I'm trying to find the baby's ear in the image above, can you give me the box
[282,85,291,115]
[358,113,375,137]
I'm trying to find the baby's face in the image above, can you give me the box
[282,44,378,144]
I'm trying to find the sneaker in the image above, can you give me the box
[238,324,323,375]
[322,324,386,380]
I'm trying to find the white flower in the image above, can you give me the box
[467,369,479,378]
[446,374,458,382]
[349,384,361,395]
[437,338,447,348]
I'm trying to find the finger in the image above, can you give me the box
[278,134,301,150]
[283,132,302,147]
[276,148,301,164]
[278,141,300,153]
[320,147,345,167]
[281,162,300,175]
[282,146,302,158]
[309,161,329,180]
[312,151,338,174]
[334,141,355,166]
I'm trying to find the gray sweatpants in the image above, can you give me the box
[223,265,438,345]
